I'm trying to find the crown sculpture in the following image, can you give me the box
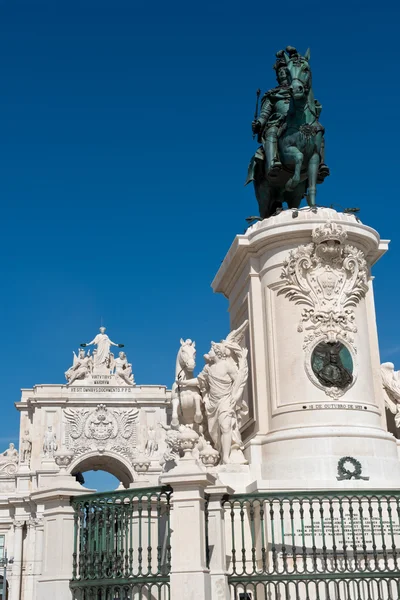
[312,221,347,245]
[246,45,330,219]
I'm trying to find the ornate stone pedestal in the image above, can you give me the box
[212,208,400,489]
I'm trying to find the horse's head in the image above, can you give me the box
[178,338,196,372]
[284,47,312,101]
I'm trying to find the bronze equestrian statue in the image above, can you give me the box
[246,46,330,219]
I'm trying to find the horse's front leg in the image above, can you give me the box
[194,392,203,424]
[283,146,304,192]
[307,132,323,207]
[171,386,180,427]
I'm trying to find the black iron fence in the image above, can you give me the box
[70,486,172,600]
[221,490,400,600]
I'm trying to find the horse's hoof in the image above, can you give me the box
[171,417,179,427]
[194,413,203,424]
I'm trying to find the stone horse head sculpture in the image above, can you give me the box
[171,339,203,428]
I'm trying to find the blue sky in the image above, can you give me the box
[1,0,399,489]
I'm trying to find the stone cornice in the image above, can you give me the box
[212,208,387,298]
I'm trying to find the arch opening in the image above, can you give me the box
[69,452,134,490]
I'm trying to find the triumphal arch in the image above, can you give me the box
[0,328,171,600]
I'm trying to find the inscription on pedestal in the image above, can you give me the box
[70,387,132,393]
[285,515,400,550]
[304,403,366,411]
[92,374,112,385]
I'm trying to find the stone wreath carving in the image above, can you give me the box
[278,221,368,349]
[64,404,139,462]
[336,456,369,481]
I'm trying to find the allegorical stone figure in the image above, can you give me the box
[381,362,400,428]
[43,426,57,458]
[144,426,158,457]
[81,327,124,369]
[21,430,32,464]
[0,443,19,464]
[178,321,249,465]
[246,46,330,219]
[65,348,93,384]
[114,351,135,385]
[159,423,182,471]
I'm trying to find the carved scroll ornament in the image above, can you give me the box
[278,221,368,350]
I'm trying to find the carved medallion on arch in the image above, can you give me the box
[64,404,139,464]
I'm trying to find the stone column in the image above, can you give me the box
[23,519,36,600]
[10,520,24,600]
[161,459,216,600]
[34,518,44,576]
[31,457,94,600]
[33,517,44,599]
[206,483,233,600]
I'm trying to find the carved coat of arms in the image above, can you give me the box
[278,221,368,349]
[277,221,368,398]
[64,404,139,461]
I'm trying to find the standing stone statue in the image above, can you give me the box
[21,430,32,465]
[81,327,124,370]
[144,426,159,457]
[178,321,249,464]
[43,426,57,458]
[246,46,330,219]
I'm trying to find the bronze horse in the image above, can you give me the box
[247,49,329,219]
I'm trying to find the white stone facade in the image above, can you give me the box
[0,370,171,599]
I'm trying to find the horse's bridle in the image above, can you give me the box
[288,77,319,123]
[289,77,311,94]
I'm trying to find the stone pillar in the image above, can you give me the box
[212,208,400,489]
[34,518,44,576]
[31,469,94,600]
[33,517,44,600]
[206,483,233,600]
[22,519,36,600]
[161,460,216,599]
[10,520,24,600]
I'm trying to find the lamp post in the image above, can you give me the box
[1,552,13,600]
